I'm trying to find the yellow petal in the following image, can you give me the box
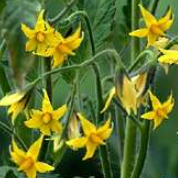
[52,52,66,68]
[139,4,157,27]
[129,28,148,38]
[101,87,116,113]
[148,90,161,110]
[36,162,54,173]
[158,8,173,31]
[147,33,157,46]
[141,111,156,120]
[25,167,37,178]
[40,125,51,136]
[27,135,44,161]
[50,120,63,134]
[153,117,163,129]
[118,75,137,115]
[0,91,25,106]
[58,44,75,55]
[35,10,46,31]
[24,111,43,129]
[21,24,35,39]
[52,104,67,120]
[162,93,174,114]
[36,43,48,55]
[42,89,53,113]
[77,113,96,135]
[26,39,37,51]
[97,116,112,140]
[11,140,26,165]
[83,141,97,160]
[66,137,87,149]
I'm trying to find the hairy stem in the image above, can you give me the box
[121,0,140,178]
[130,121,150,178]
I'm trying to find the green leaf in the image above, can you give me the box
[0,0,41,87]
[0,0,5,16]
[0,166,20,178]
[92,0,116,50]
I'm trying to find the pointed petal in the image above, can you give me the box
[141,111,156,120]
[27,135,44,161]
[50,120,63,134]
[162,93,174,114]
[97,116,112,140]
[36,162,54,173]
[24,111,43,129]
[148,90,161,110]
[82,141,97,160]
[52,52,66,68]
[25,167,37,178]
[158,8,173,31]
[147,33,157,46]
[11,140,26,165]
[26,39,37,51]
[129,28,148,37]
[101,87,116,113]
[77,113,96,135]
[139,4,157,27]
[52,104,67,120]
[40,125,51,136]
[35,10,46,31]
[42,89,53,113]
[153,117,163,129]
[21,24,35,39]
[0,91,25,106]
[66,137,87,149]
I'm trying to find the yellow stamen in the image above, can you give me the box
[42,113,52,124]
[36,32,45,42]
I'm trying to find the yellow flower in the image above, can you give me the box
[129,5,173,46]
[101,73,148,115]
[0,91,29,123]
[10,135,54,178]
[141,90,174,129]
[21,10,55,55]
[66,113,112,160]
[25,89,67,136]
[158,48,178,65]
[158,48,178,74]
[44,26,84,68]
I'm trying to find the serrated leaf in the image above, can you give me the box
[0,0,41,87]
[92,0,116,50]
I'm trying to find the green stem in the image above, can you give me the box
[49,0,79,24]
[121,0,140,178]
[131,0,140,63]
[121,118,137,178]
[54,81,76,167]
[130,121,150,178]
[128,50,155,73]
[0,121,27,151]
[83,11,113,178]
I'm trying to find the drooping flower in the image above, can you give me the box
[0,91,29,123]
[44,26,84,68]
[101,73,148,115]
[66,113,112,160]
[141,90,174,129]
[25,89,67,136]
[21,10,55,55]
[129,5,173,46]
[10,135,54,178]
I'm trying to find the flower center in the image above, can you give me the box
[42,113,52,124]
[89,133,103,144]
[36,32,45,42]
[156,108,165,118]
[150,24,162,35]
[21,157,34,170]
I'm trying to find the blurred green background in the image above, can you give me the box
[0,0,178,177]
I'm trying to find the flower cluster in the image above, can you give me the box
[0,2,178,178]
